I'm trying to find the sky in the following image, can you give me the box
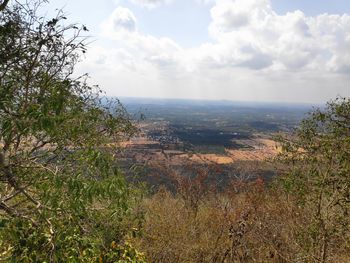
[46,0,350,103]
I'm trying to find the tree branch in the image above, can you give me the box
[0,0,10,12]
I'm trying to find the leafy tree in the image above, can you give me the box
[0,1,144,261]
[278,97,350,262]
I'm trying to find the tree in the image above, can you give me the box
[0,0,10,12]
[278,97,350,262]
[0,1,144,261]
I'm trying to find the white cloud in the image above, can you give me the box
[206,0,350,72]
[129,0,173,9]
[102,7,182,72]
[210,0,270,31]
[129,0,216,8]
[80,1,350,103]
[104,7,137,32]
[194,0,215,5]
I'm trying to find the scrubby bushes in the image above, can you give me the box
[131,178,349,262]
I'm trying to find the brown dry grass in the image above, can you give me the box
[131,179,350,263]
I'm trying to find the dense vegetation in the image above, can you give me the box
[0,1,144,261]
[0,1,349,262]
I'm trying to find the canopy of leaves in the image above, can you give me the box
[0,1,143,261]
[277,97,350,262]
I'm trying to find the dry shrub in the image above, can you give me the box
[131,177,350,263]
[132,188,235,262]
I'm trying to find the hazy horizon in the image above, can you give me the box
[118,95,317,107]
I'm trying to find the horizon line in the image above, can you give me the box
[111,96,323,107]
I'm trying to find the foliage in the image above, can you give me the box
[103,239,146,263]
[277,97,350,262]
[0,1,142,261]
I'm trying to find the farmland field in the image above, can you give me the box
[117,98,311,187]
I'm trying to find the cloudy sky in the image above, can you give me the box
[48,0,350,103]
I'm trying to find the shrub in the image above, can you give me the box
[0,1,142,261]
